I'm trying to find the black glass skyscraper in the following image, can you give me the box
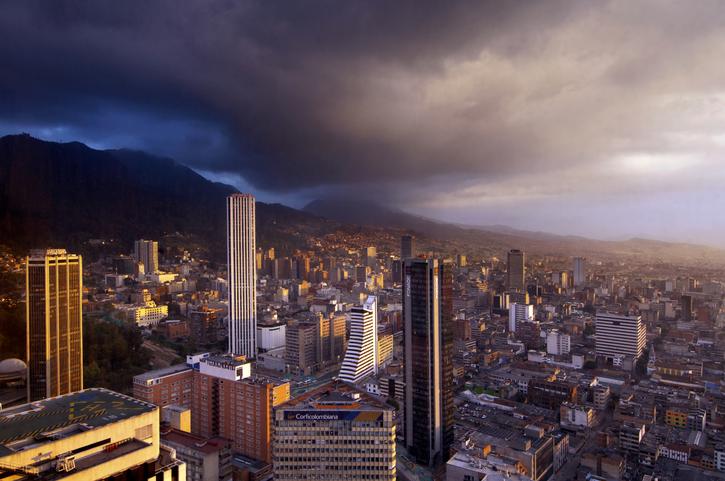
[403,257,453,468]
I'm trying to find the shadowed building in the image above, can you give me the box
[403,257,454,469]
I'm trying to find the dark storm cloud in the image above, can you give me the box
[0,0,576,189]
[3,0,725,208]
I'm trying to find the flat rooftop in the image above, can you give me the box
[133,363,191,382]
[0,388,156,456]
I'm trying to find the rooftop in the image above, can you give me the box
[0,388,156,456]
[280,380,390,411]
[133,363,191,382]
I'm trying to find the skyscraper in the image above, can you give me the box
[506,249,525,291]
[366,246,377,268]
[573,256,586,287]
[26,249,83,401]
[595,312,646,361]
[227,193,257,358]
[339,295,378,383]
[403,258,453,468]
[133,239,159,274]
[401,234,415,259]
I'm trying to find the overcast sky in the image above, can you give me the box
[2,1,725,244]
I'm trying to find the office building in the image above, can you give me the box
[272,381,396,481]
[401,234,415,259]
[26,249,83,402]
[456,254,467,267]
[226,193,257,358]
[508,303,534,333]
[161,428,232,481]
[595,312,647,361]
[134,239,159,274]
[573,256,586,287]
[0,388,185,481]
[506,249,525,291]
[285,320,319,375]
[191,354,289,464]
[339,296,378,383]
[403,258,454,468]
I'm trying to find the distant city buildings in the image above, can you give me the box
[401,234,415,259]
[573,256,586,287]
[339,295,378,383]
[403,257,454,468]
[507,249,525,291]
[226,193,257,358]
[134,239,159,274]
[26,248,83,401]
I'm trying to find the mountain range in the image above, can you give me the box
[2,133,724,266]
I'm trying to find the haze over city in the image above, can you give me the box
[3,1,725,244]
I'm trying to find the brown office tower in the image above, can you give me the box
[192,355,290,463]
[403,258,454,469]
[507,249,526,291]
[26,249,83,401]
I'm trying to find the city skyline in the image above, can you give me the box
[3,2,725,244]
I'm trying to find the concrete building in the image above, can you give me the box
[257,322,286,352]
[546,330,571,356]
[191,355,289,464]
[133,363,194,409]
[226,193,257,358]
[0,388,185,481]
[403,258,454,468]
[507,249,525,291]
[560,403,595,428]
[161,428,232,481]
[446,451,530,481]
[509,303,534,333]
[134,239,159,274]
[339,295,378,383]
[272,381,396,481]
[285,320,318,375]
[595,312,646,361]
[26,249,83,401]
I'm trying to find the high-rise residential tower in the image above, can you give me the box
[227,193,257,358]
[595,312,646,361]
[134,239,159,274]
[573,256,586,288]
[401,234,415,259]
[26,249,83,401]
[339,295,378,383]
[403,258,454,468]
[506,249,525,291]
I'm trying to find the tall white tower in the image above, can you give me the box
[134,239,159,274]
[227,193,257,358]
[339,296,378,383]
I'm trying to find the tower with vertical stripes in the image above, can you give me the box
[227,193,257,358]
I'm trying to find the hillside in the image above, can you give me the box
[0,134,334,259]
